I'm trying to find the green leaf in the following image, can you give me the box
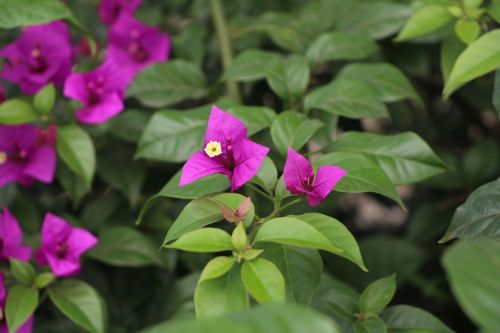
[444,30,500,96]
[442,240,500,332]
[88,226,162,267]
[253,217,342,254]
[304,79,389,119]
[33,83,56,115]
[10,259,36,285]
[199,257,236,283]
[265,55,310,102]
[250,157,278,194]
[396,5,453,41]
[336,2,411,40]
[330,131,448,185]
[296,213,367,271]
[34,272,56,289]
[6,285,38,332]
[232,223,248,252]
[127,60,208,108]
[56,125,96,189]
[0,99,37,124]
[455,20,481,45]
[488,0,500,23]
[241,258,285,304]
[48,279,106,333]
[359,275,396,313]
[440,34,466,82]
[314,152,404,208]
[136,108,208,162]
[353,317,387,333]
[195,266,248,318]
[270,111,323,156]
[336,63,422,106]
[0,0,75,28]
[494,70,500,119]
[56,163,89,209]
[306,32,378,64]
[381,305,454,333]
[158,169,229,200]
[259,243,322,305]
[440,178,500,242]
[109,109,149,143]
[226,106,277,136]
[223,49,281,82]
[165,228,233,253]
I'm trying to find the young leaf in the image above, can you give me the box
[0,99,37,124]
[330,131,448,185]
[396,5,453,41]
[33,83,56,115]
[358,275,396,313]
[265,55,310,102]
[165,228,233,253]
[381,305,454,333]
[444,29,500,96]
[34,272,56,289]
[270,111,323,156]
[48,279,106,333]
[253,217,342,254]
[56,124,96,189]
[440,178,500,242]
[6,285,38,333]
[199,256,236,283]
[10,259,36,285]
[241,258,285,304]
[127,60,208,108]
[232,223,248,252]
[209,193,255,227]
[455,20,481,45]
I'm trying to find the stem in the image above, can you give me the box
[210,0,241,103]
[276,197,304,214]
[246,183,274,202]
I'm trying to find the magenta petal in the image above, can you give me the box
[309,165,347,205]
[205,105,247,146]
[63,72,88,102]
[283,148,313,195]
[41,213,72,247]
[232,139,269,191]
[75,91,124,124]
[35,248,48,266]
[67,228,98,258]
[15,316,34,333]
[0,162,19,187]
[0,208,23,246]
[23,145,56,183]
[46,253,81,277]
[179,151,230,186]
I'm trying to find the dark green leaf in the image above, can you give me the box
[159,169,229,200]
[0,99,37,124]
[440,34,466,82]
[6,285,38,332]
[0,0,75,27]
[223,49,281,82]
[226,106,277,136]
[493,69,500,119]
[250,157,278,194]
[265,55,310,101]
[354,317,387,333]
[109,109,150,143]
[241,258,285,304]
[359,275,396,313]
[381,305,454,333]
[56,163,89,209]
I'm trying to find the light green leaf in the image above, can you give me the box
[48,279,106,333]
[330,131,448,185]
[250,157,278,194]
[442,239,500,333]
[6,285,38,333]
[254,217,342,254]
[88,226,161,267]
[34,272,56,289]
[56,125,96,189]
[265,55,310,101]
[440,178,500,242]
[226,106,277,136]
[10,259,36,285]
[0,99,37,124]
[199,257,236,283]
[165,228,233,253]
[488,0,500,23]
[304,79,389,119]
[223,49,281,82]
[396,5,453,41]
[455,20,481,45]
[127,60,208,108]
[381,305,454,333]
[33,83,56,115]
[241,258,285,304]
[359,275,396,313]
[270,111,323,156]
[158,169,229,200]
[314,152,404,208]
[0,0,76,28]
[440,34,466,82]
[306,32,378,64]
[445,29,500,96]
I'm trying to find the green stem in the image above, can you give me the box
[276,197,304,214]
[210,0,241,103]
[246,183,274,202]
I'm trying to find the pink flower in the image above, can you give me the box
[35,213,97,277]
[0,86,5,104]
[0,21,73,94]
[0,273,34,333]
[98,0,142,25]
[106,13,170,79]
[180,106,269,191]
[63,61,129,124]
[284,148,346,206]
[0,124,56,187]
[0,208,32,262]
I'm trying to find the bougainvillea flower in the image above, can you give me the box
[284,148,346,206]
[0,85,5,104]
[64,61,128,124]
[107,13,170,79]
[0,124,56,187]
[0,273,34,333]
[35,213,98,277]
[180,106,269,191]
[0,208,32,262]
[0,21,73,94]
[98,0,142,25]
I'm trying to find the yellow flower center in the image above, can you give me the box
[0,151,7,165]
[204,141,222,158]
